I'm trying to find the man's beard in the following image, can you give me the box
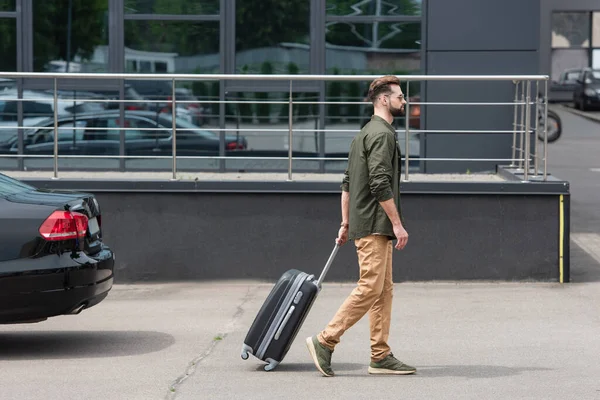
[389,104,405,117]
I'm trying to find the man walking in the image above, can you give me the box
[306,75,415,377]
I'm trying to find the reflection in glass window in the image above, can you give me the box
[594,50,600,70]
[125,20,220,73]
[550,49,588,82]
[33,1,109,72]
[124,0,219,15]
[324,21,421,167]
[593,12,600,47]
[551,12,590,48]
[236,0,310,73]
[0,0,16,11]
[325,21,421,95]
[326,0,421,16]
[0,19,17,72]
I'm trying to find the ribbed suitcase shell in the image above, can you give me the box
[241,269,318,371]
[241,245,338,371]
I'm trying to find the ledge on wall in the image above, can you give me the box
[2,167,569,195]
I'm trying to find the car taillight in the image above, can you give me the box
[226,142,244,150]
[38,211,88,241]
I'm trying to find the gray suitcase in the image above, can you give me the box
[241,244,339,371]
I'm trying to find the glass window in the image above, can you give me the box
[125,20,220,73]
[550,49,588,82]
[325,21,421,119]
[125,0,219,15]
[236,0,310,73]
[326,0,421,16]
[29,120,90,145]
[33,1,109,72]
[0,19,17,72]
[593,12,600,47]
[594,50,600,70]
[0,0,16,12]
[324,21,421,172]
[551,12,590,48]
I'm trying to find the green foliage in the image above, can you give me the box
[125,20,219,57]
[236,0,310,51]
[328,68,342,122]
[256,62,273,119]
[0,19,17,71]
[346,80,362,119]
[32,0,107,71]
[280,63,299,119]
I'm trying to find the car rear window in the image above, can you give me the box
[0,173,35,197]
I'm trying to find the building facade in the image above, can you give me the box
[0,0,598,173]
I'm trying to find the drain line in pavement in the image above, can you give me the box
[165,285,258,399]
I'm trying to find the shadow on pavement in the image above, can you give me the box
[0,330,175,360]
[570,241,600,283]
[255,362,365,373]
[384,365,551,379]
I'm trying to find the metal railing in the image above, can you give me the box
[0,72,550,181]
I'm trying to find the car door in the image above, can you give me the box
[573,71,585,103]
[154,118,219,156]
[88,116,129,156]
[23,119,89,156]
[121,116,170,156]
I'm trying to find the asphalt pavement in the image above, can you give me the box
[1,281,599,400]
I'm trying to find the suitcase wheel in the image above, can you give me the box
[241,344,253,360]
[264,358,279,371]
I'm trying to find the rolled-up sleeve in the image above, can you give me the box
[365,132,395,202]
[341,168,350,192]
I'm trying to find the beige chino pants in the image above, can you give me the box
[317,234,394,362]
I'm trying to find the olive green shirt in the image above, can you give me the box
[341,115,404,240]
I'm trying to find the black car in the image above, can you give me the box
[0,173,114,323]
[1,110,247,156]
[573,68,600,111]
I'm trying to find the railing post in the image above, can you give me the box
[403,81,410,182]
[287,80,293,181]
[523,80,531,181]
[52,78,59,180]
[543,79,548,181]
[533,80,539,177]
[171,78,177,180]
[518,82,525,170]
[510,81,519,167]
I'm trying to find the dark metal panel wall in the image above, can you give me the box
[424,0,542,173]
[94,192,561,283]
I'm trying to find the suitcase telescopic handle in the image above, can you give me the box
[316,243,340,288]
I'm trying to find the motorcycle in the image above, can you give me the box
[536,100,562,143]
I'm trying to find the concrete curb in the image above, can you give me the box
[558,104,600,123]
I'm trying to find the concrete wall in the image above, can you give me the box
[93,190,563,283]
[423,0,541,173]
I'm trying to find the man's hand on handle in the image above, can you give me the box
[336,225,349,246]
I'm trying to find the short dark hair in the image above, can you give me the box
[367,75,401,103]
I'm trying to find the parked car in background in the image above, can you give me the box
[549,68,582,103]
[573,68,600,111]
[0,173,114,323]
[1,110,247,156]
[126,80,207,125]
